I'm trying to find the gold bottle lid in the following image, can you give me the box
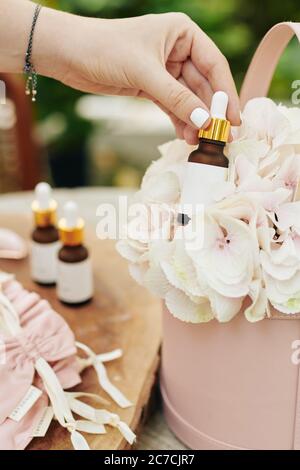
[198,91,231,143]
[58,201,84,246]
[58,219,84,246]
[198,117,230,143]
[32,199,57,227]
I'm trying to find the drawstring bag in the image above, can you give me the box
[0,272,135,450]
[117,22,300,449]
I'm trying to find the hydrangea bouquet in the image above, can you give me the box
[117,97,300,324]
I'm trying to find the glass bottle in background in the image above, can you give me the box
[31,182,59,285]
[57,201,93,306]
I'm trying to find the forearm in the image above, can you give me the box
[0,3,240,137]
[0,0,74,80]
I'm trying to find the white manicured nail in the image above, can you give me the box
[190,108,210,128]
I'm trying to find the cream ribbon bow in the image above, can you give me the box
[76,342,132,408]
[67,393,136,445]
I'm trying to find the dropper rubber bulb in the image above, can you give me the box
[63,201,79,229]
[35,182,52,210]
[210,91,229,120]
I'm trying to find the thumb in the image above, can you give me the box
[145,68,210,129]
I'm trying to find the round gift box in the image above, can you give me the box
[161,304,300,450]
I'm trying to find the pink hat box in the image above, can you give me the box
[160,22,300,450]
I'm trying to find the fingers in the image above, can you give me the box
[167,59,214,143]
[169,114,186,139]
[181,59,213,107]
[144,65,211,130]
[183,125,199,145]
[151,97,186,139]
[190,27,240,125]
[178,76,200,144]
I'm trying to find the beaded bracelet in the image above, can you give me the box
[24,4,42,102]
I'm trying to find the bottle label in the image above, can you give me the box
[57,258,93,304]
[180,162,228,209]
[30,241,60,284]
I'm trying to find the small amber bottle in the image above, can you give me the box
[179,91,230,224]
[31,182,59,285]
[57,201,93,305]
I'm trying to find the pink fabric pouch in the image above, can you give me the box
[0,277,81,450]
[0,274,134,450]
[161,22,300,450]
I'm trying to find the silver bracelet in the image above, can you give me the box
[24,4,42,102]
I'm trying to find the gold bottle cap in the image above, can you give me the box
[198,117,230,143]
[59,219,84,246]
[58,201,84,246]
[198,91,230,143]
[32,199,57,227]
[32,183,57,227]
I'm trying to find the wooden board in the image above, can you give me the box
[0,213,162,450]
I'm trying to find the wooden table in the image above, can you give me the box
[0,188,187,450]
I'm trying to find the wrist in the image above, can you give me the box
[33,6,79,83]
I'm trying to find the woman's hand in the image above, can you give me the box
[0,2,240,144]
[55,12,240,144]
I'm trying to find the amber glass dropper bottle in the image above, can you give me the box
[57,201,93,306]
[31,182,59,285]
[179,91,230,224]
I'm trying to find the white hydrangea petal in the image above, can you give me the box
[275,270,300,296]
[235,154,257,183]
[142,139,192,186]
[141,171,180,203]
[196,263,250,297]
[269,238,296,265]
[161,241,204,297]
[270,298,300,314]
[165,288,213,323]
[128,263,148,285]
[209,290,243,322]
[213,182,236,202]
[225,139,270,163]
[157,139,194,163]
[238,174,273,193]
[257,226,274,252]
[206,214,253,282]
[260,249,298,280]
[278,105,300,131]
[275,201,300,231]
[249,188,291,212]
[143,264,171,298]
[242,98,290,146]
[272,155,300,194]
[116,240,143,263]
[244,280,267,322]
[264,273,289,304]
[259,149,280,172]
[281,129,300,145]
[264,270,300,306]
[213,194,258,222]
[255,207,273,252]
[189,212,255,297]
[148,240,174,264]
[126,238,148,253]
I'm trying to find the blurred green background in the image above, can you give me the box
[36,0,300,189]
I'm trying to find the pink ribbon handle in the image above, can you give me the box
[240,22,300,108]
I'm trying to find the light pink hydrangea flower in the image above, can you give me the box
[117,98,300,322]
